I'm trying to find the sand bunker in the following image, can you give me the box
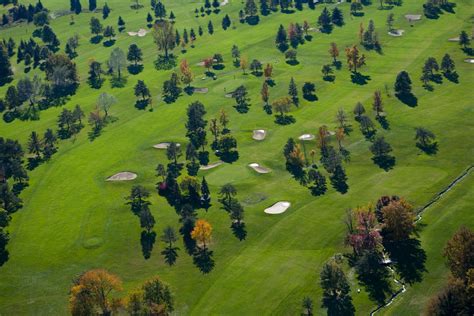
[464,58,474,64]
[225,91,235,98]
[405,14,421,21]
[221,0,229,6]
[448,37,460,42]
[128,28,148,37]
[153,142,181,149]
[252,129,266,140]
[193,87,209,94]
[388,29,404,37]
[107,172,137,181]
[299,134,315,141]
[249,163,271,174]
[264,201,291,214]
[200,161,223,170]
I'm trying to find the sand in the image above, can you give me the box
[464,58,474,64]
[405,14,422,21]
[153,142,181,149]
[388,29,404,37]
[264,201,291,214]
[448,37,460,42]
[248,163,271,174]
[299,134,315,141]
[221,0,229,6]
[128,28,148,37]
[252,129,266,140]
[199,161,223,170]
[107,172,137,181]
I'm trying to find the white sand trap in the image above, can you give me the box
[264,201,291,214]
[220,0,229,6]
[299,134,315,141]
[252,129,267,140]
[249,163,271,174]
[225,91,235,98]
[388,29,404,37]
[107,172,137,181]
[405,14,421,21]
[448,37,459,42]
[193,87,208,94]
[199,161,223,170]
[137,28,148,37]
[153,142,181,149]
[128,31,138,36]
[327,131,336,136]
[464,58,474,64]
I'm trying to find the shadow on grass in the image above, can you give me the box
[193,247,215,274]
[231,222,247,241]
[140,230,156,260]
[372,155,396,171]
[351,72,371,85]
[383,238,427,285]
[128,64,143,75]
[396,93,418,107]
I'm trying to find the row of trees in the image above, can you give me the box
[0,0,46,26]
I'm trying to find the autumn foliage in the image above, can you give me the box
[191,219,212,248]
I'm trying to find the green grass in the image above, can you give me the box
[0,0,473,314]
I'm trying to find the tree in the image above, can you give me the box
[459,30,470,49]
[330,164,348,193]
[381,199,415,242]
[207,20,214,34]
[108,48,126,79]
[89,0,97,11]
[386,13,395,32]
[0,43,13,84]
[320,260,355,316]
[218,183,236,207]
[263,63,273,80]
[74,0,82,14]
[179,59,193,87]
[102,3,111,19]
[0,138,28,185]
[154,1,166,20]
[89,17,103,37]
[135,277,174,315]
[126,185,151,215]
[302,297,314,316]
[44,54,79,95]
[161,226,179,265]
[97,92,117,119]
[200,177,211,210]
[43,128,58,159]
[288,77,298,105]
[318,7,332,33]
[152,21,175,59]
[331,7,344,26]
[231,45,240,63]
[28,131,43,160]
[103,26,116,42]
[345,45,366,73]
[423,57,439,78]
[350,1,363,15]
[244,0,258,17]
[353,102,365,119]
[275,24,288,51]
[127,44,143,67]
[69,269,122,316]
[261,81,269,109]
[240,56,248,74]
[329,42,339,64]
[441,53,455,75]
[425,277,470,316]
[162,72,181,103]
[372,90,384,117]
[272,96,292,118]
[185,101,207,151]
[233,85,250,113]
[285,49,297,64]
[134,80,151,102]
[394,71,412,96]
[370,136,392,159]
[308,169,327,196]
[191,219,212,248]
[443,226,474,281]
[415,127,436,150]
[222,14,231,30]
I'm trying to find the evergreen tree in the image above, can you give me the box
[127,44,143,66]
[102,3,110,19]
[288,77,298,105]
[394,71,412,96]
[441,53,455,75]
[118,16,126,32]
[318,7,332,33]
[89,0,97,11]
[331,7,344,26]
[0,43,13,84]
[74,0,82,14]
[275,24,288,51]
[208,20,214,34]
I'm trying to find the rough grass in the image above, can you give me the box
[0,0,473,314]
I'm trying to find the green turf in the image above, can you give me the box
[0,0,473,314]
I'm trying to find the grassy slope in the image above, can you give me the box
[0,0,473,314]
[384,173,474,315]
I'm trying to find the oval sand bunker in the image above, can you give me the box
[153,142,181,149]
[200,161,223,170]
[252,129,266,140]
[107,172,137,181]
[299,134,315,141]
[249,163,271,174]
[264,201,291,214]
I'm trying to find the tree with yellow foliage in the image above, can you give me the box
[191,219,212,249]
[69,269,122,316]
[179,59,193,87]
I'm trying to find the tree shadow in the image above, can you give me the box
[444,71,459,83]
[212,64,225,71]
[193,248,215,274]
[234,104,250,114]
[462,47,474,56]
[304,34,313,41]
[376,116,390,130]
[303,94,318,102]
[219,151,239,163]
[90,35,103,44]
[319,25,333,34]
[127,64,143,75]
[274,115,295,125]
[12,182,29,195]
[333,60,342,70]
[0,248,9,267]
[351,72,371,85]
[277,43,289,53]
[352,12,365,17]
[245,15,259,25]
[396,93,418,107]
[110,76,127,88]
[323,75,335,82]
[286,60,299,66]
[161,246,179,266]
[431,74,443,84]
[88,126,102,141]
[135,99,149,110]
[356,251,393,304]
[231,222,247,240]
[103,39,116,47]
[416,142,438,155]
[330,175,348,194]
[384,238,427,285]
[372,155,396,171]
[140,230,156,260]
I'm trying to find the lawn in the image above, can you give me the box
[0,0,473,314]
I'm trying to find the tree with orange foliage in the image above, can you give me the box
[317,125,329,150]
[261,81,269,107]
[336,127,345,150]
[345,45,366,73]
[263,63,273,80]
[179,59,193,87]
[381,199,415,242]
[240,56,248,74]
[203,57,213,74]
[191,219,212,249]
[69,269,122,316]
[329,42,339,64]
